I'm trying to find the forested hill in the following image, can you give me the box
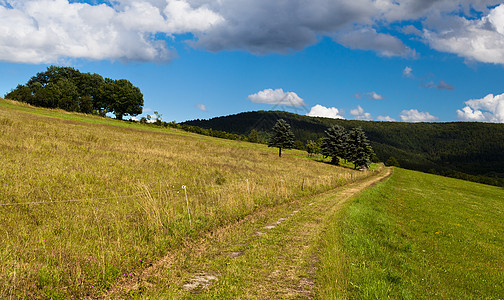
[183,110,504,185]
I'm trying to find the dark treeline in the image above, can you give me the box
[183,110,504,187]
[5,66,143,120]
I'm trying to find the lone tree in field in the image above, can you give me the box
[347,127,374,169]
[321,125,349,165]
[268,119,295,157]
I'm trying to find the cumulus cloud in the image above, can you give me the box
[248,88,305,107]
[0,0,221,63]
[306,104,344,119]
[400,109,438,122]
[350,105,372,120]
[377,115,396,122]
[424,3,504,64]
[196,103,207,111]
[1,0,503,64]
[457,93,504,122]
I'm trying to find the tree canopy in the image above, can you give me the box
[321,125,349,165]
[5,66,143,120]
[347,127,375,169]
[268,119,295,157]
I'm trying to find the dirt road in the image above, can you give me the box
[105,167,392,299]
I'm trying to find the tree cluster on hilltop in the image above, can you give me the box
[319,125,374,169]
[268,119,374,169]
[5,66,143,120]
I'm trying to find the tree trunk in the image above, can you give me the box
[278,147,282,157]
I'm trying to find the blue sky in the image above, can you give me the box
[1,0,504,123]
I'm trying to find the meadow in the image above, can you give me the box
[317,167,504,299]
[0,99,373,298]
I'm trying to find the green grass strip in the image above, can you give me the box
[317,168,504,299]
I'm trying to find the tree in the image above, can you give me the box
[248,129,259,143]
[268,119,295,157]
[98,79,143,120]
[321,125,349,165]
[385,156,400,167]
[347,127,374,169]
[306,139,322,157]
[5,84,32,103]
[294,140,305,150]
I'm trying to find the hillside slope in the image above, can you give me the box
[183,110,504,184]
[0,99,373,298]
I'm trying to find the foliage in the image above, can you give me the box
[306,139,322,157]
[385,156,400,167]
[247,128,259,143]
[347,127,374,169]
[183,110,504,186]
[268,119,295,157]
[321,125,349,165]
[98,78,143,120]
[5,65,143,119]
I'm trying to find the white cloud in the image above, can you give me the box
[248,88,305,107]
[457,93,504,123]
[350,105,372,120]
[400,109,438,122]
[377,115,396,122]
[163,0,224,33]
[403,66,413,78]
[196,103,207,111]
[0,0,221,63]
[424,4,504,64]
[1,0,503,64]
[306,104,344,119]
[368,91,383,100]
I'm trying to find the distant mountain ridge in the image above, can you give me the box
[183,110,504,186]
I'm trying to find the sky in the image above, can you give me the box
[1,0,504,123]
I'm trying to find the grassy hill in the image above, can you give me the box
[0,99,372,298]
[318,167,504,298]
[183,110,504,186]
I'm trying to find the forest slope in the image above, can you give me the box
[183,110,504,185]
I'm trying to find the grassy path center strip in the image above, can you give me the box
[105,167,392,298]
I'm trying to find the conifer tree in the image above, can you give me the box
[268,119,295,157]
[347,127,374,169]
[321,125,349,165]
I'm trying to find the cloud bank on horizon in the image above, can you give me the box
[1,0,504,65]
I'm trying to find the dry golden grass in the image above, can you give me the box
[0,99,373,298]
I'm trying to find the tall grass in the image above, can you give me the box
[0,99,374,298]
[317,168,504,299]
